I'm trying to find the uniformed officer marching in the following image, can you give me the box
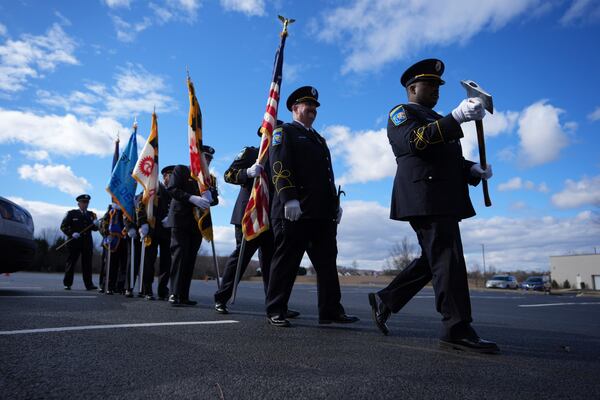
[164,146,219,307]
[60,194,99,290]
[136,165,174,300]
[367,59,498,353]
[213,124,300,318]
[265,86,359,327]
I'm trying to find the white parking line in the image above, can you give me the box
[1,295,97,298]
[0,286,43,290]
[518,302,600,308]
[0,320,240,335]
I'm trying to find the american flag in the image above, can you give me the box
[241,28,287,241]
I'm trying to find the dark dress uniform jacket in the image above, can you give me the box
[60,209,98,243]
[164,164,218,231]
[225,146,274,225]
[269,121,337,220]
[136,182,171,235]
[387,103,480,221]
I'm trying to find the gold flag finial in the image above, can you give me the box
[278,15,295,37]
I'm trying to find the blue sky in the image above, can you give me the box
[1,0,599,271]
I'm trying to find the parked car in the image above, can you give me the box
[521,276,550,292]
[0,196,35,273]
[485,275,519,289]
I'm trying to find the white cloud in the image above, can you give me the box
[517,100,570,166]
[0,154,10,173]
[588,106,600,121]
[36,63,177,119]
[317,0,539,74]
[0,108,127,156]
[560,0,600,25]
[103,0,132,8]
[111,15,152,42]
[323,125,396,184]
[551,175,600,209]
[0,23,7,37]
[20,149,51,162]
[0,23,78,92]
[334,200,600,271]
[220,0,265,16]
[497,177,549,193]
[18,163,92,196]
[459,109,519,160]
[283,62,300,83]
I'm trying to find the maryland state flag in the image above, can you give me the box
[241,22,288,241]
[132,112,159,236]
[187,75,213,241]
[107,121,138,222]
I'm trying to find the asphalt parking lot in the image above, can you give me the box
[1,272,599,399]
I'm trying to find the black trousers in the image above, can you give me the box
[214,225,273,305]
[63,239,94,288]
[266,219,344,319]
[377,216,473,339]
[140,229,172,296]
[170,228,202,300]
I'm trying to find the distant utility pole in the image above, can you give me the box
[481,244,486,277]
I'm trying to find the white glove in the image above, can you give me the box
[201,190,213,203]
[72,232,81,239]
[127,228,137,238]
[452,98,486,124]
[189,195,210,210]
[139,223,149,238]
[161,216,168,225]
[246,163,263,178]
[336,207,343,224]
[284,199,302,221]
[470,163,493,180]
[93,219,101,227]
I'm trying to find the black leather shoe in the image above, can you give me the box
[105,290,114,295]
[169,295,181,306]
[318,314,360,324]
[285,309,300,319]
[180,299,197,306]
[157,296,167,301]
[124,290,134,298]
[97,288,105,293]
[86,286,98,291]
[145,294,155,301]
[439,337,500,354]
[267,315,291,327]
[64,286,71,290]
[368,293,391,335]
[215,303,229,314]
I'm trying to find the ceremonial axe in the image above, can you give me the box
[460,80,493,207]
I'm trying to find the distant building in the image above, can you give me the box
[550,254,600,290]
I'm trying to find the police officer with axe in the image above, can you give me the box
[368,59,498,353]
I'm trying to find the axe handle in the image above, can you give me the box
[476,120,492,207]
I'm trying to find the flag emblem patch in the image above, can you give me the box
[390,105,407,126]
[272,128,283,146]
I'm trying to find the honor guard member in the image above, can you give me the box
[60,194,99,290]
[99,203,129,294]
[265,86,359,327]
[165,146,219,307]
[137,165,174,300]
[213,124,300,318]
[368,59,498,353]
[123,195,142,297]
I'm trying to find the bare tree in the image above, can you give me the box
[384,236,416,274]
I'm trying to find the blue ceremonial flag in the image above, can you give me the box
[107,121,139,222]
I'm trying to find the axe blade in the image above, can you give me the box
[460,80,494,114]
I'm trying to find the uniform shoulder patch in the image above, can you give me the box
[389,105,407,126]
[272,127,283,146]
